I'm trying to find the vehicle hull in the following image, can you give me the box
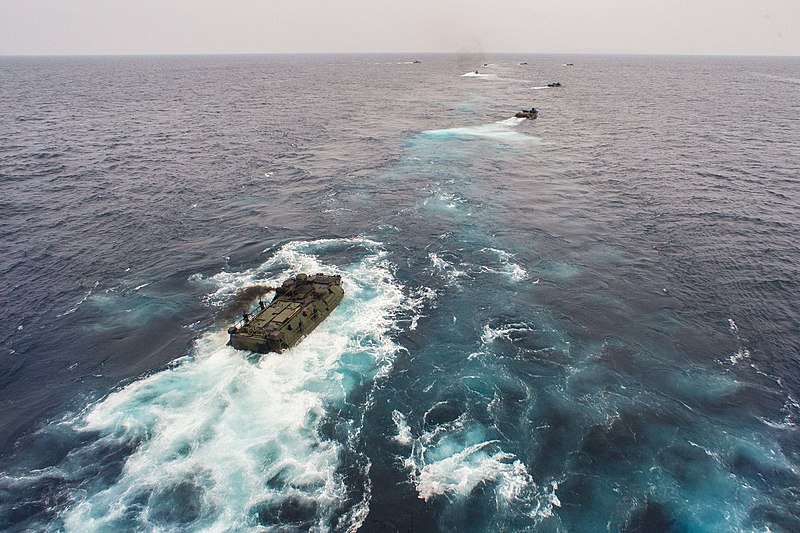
[227,273,344,354]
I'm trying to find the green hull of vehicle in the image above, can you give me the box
[228,273,343,353]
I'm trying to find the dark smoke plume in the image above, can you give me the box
[220,284,275,320]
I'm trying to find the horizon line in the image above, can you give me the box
[2,51,799,59]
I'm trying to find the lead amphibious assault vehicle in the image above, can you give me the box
[228,273,344,353]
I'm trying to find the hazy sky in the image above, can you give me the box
[1,0,798,56]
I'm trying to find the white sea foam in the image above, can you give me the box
[392,410,413,446]
[688,440,719,459]
[58,280,99,317]
[480,322,533,344]
[528,482,561,518]
[762,394,800,430]
[393,412,559,522]
[428,252,466,284]
[481,247,529,281]
[729,347,750,365]
[723,317,752,366]
[436,191,466,209]
[461,72,498,78]
[58,237,406,532]
[414,440,522,500]
[404,286,438,331]
[422,118,538,143]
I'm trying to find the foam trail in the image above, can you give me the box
[422,118,537,143]
[461,72,498,79]
[53,238,407,532]
[58,281,99,317]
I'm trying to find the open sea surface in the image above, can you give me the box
[1,53,799,531]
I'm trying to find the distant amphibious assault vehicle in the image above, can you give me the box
[515,107,538,119]
[228,273,344,353]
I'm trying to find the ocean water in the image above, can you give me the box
[0,53,798,532]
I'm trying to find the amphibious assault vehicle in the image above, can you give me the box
[227,273,344,353]
[515,107,538,119]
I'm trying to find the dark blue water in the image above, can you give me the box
[1,54,799,532]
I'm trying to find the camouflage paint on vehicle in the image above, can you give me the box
[227,273,344,353]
